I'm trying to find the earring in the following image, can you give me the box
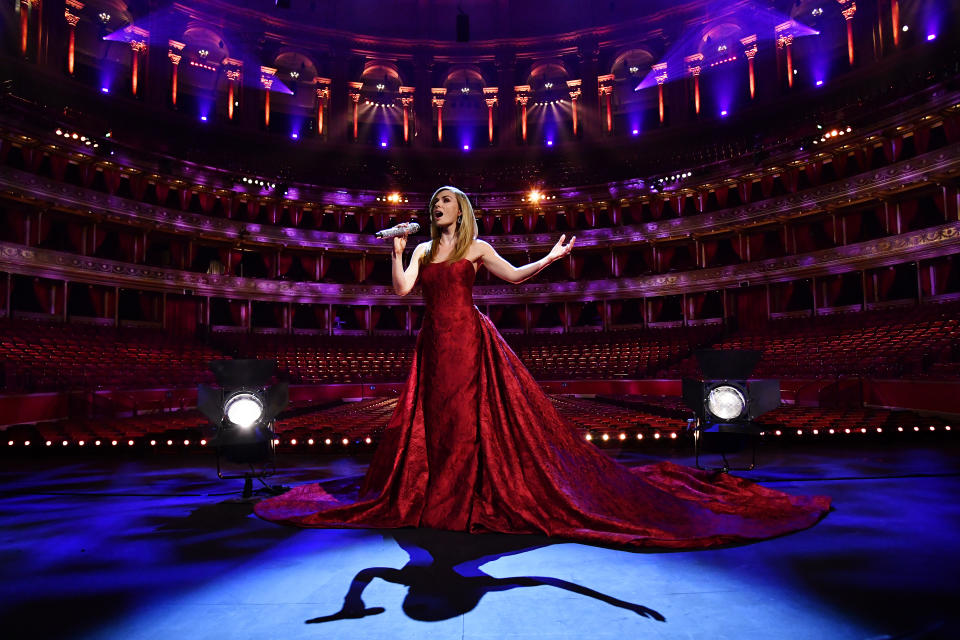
[457,215,462,225]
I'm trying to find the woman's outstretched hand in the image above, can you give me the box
[546,234,576,263]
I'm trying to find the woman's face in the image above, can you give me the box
[432,190,460,228]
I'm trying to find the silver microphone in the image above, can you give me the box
[375,222,420,239]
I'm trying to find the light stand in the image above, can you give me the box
[682,350,780,472]
[198,359,289,498]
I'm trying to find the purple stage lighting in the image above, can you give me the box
[291,133,299,140]
[463,144,470,151]
[927,33,937,41]
[380,141,387,148]
[200,115,208,122]
[546,140,553,147]
[816,80,824,86]
[101,87,110,93]
[632,129,639,136]
[720,110,728,117]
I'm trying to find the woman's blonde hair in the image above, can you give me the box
[420,186,478,265]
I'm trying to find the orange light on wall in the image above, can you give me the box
[316,82,331,136]
[20,0,30,56]
[514,85,530,143]
[168,41,185,106]
[653,63,668,124]
[483,86,498,144]
[684,54,703,115]
[891,0,899,47]
[741,36,758,99]
[348,81,362,140]
[130,41,146,96]
[261,66,277,128]
[64,9,80,74]
[432,88,447,143]
[400,86,415,143]
[776,26,794,88]
[598,74,614,133]
[837,0,857,66]
[226,70,240,119]
[567,79,581,136]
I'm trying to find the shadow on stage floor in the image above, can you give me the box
[1,443,959,640]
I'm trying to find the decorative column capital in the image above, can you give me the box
[348,81,362,102]
[740,34,758,59]
[399,85,415,106]
[775,21,795,48]
[431,87,447,108]
[64,11,81,28]
[482,86,498,106]
[566,78,582,100]
[65,0,85,10]
[128,25,149,45]
[315,77,332,100]
[653,63,668,85]
[684,53,703,76]
[839,1,857,20]
[514,85,531,105]
[597,74,615,93]
[260,66,277,90]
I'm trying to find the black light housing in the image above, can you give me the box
[682,349,780,471]
[198,359,289,497]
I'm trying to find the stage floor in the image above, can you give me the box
[2,443,959,640]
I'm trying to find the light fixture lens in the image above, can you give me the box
[224,393,264,428]
[706,385,746,421]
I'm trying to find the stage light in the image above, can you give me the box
[816,80,824,86]
[682,350,779,471]
[201,439,207,445]
[342,438,349,445]
[632,129,639,136]
[167,440,173,446]
[720,110,728,117]
[128,440,134,446]
[463,144,470,150]
[927,34,937,41]
[670,433,677,439]
[380,141,388,147]
[224,392,264,428]
[62,441,68,446]
[150,440,157,446]
[79,440,85,446]
[184,440,191,446]
[602,433,610,441]
[365,437,372,444]
[46,441,52,446]
[290,439,297,445]
[585,434,593,441]
[637,433,643,440]
[308,438,315,445]
[101,87,109,93]
[546,140,553,146]
[654,433,661,439]
[8,440,13,446]
[325,438,332,445]
[706,385,746,421]
[290,132,299,140]
[198,360,289,498]
[619,433,626,440]
[200,116,208,121]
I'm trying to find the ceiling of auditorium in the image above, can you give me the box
[184,0,688,41]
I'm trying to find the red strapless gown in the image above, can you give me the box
[255,258,830,548]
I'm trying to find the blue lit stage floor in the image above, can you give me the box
[2,444,959,640]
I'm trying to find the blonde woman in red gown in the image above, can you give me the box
[255,186,830,549]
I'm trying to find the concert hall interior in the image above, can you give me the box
[1,1,960,639]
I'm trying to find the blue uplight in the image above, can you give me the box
[815,80,824,87]
[546,140,553,147]
[927,33,937,41]
[720,110,728,117]
[380,141,387,148]
[632,129,639,136]
[101,87,110,93]
[200,116,208,122]
[463,144,470,151]
[291,133,299,140]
